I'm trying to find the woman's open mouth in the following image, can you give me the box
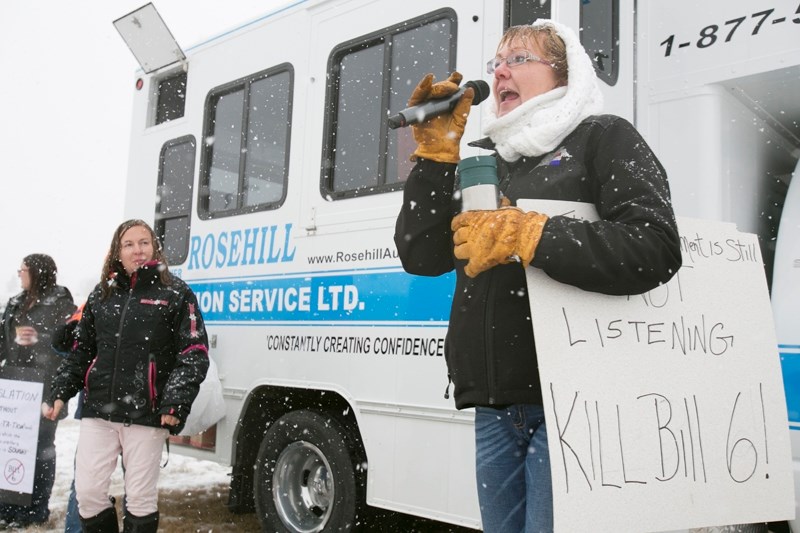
[499,89,519,103]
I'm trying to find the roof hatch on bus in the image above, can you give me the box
[114,3,188,126]
[113,3,185,74]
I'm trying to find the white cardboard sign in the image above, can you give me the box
[0,376,43,505]
[520,199,794,532]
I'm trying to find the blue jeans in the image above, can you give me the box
[64,477,80,533]
[65,393,83,533]
[474,404,553,533]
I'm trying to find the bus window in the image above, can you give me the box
[155,136,195,264]
[505,0,551,28]
[199,65,293,218]
[322,9,456,199]
[155,69,187,125]
[580,0,619,85]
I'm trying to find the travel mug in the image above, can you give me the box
[457,155,499,211]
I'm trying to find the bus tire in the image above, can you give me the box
[254,409,359,532]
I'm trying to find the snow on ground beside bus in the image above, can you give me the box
[25,408,255,533]
[23,401,469,532]
[33,418,776,532]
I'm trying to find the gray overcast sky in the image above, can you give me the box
[0,0,292,305]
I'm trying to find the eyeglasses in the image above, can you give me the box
[486,50,553,74]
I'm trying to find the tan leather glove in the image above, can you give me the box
[409,72,474,164]
[451,207,549,278]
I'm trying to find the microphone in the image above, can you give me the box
[387,79,490,129]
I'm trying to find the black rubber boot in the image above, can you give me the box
[122,511,158,533]
[80,507,118,533]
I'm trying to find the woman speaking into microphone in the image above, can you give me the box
[394,20,681,532]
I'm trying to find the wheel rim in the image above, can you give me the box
[273,440,334,532]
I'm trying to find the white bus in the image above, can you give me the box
[116,0,800,530]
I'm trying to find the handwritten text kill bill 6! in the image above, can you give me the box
[549,382,773,493]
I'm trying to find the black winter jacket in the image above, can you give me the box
[394,115,682,409]
[0,285,75,385]
[49,262,209,435]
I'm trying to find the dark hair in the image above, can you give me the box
[100,219,171,298]
[21,253,58,311]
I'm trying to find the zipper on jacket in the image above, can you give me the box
[84,356,98,400]
[148,354,157,412]
[484,269,498,405]
[110,284,136,406]
[443,374,452,400]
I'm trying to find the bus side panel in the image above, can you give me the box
[773,160,800,532]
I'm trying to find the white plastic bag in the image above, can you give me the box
[179,356,226,436]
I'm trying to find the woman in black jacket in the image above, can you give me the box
[44,219,209,533]
[394,20,682,533]
[0,253,74,528]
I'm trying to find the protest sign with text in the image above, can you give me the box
[0,367,44,506]
[520,199,794,532]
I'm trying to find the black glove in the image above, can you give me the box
[51,320,78,355]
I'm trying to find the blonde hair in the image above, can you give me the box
[497,24,569,87]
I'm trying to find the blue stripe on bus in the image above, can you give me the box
[188,272,800,426]
[189,270,454,323]
[781,350,800,425]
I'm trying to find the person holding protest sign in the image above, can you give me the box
[0,254,75,528]
[43,219,209,533]
[394,20,682,532]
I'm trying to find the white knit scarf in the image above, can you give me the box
[483,19,604,161]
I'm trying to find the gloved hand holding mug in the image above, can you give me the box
[451,207,549,277]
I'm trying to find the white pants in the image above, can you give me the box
[75,418,167,518]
